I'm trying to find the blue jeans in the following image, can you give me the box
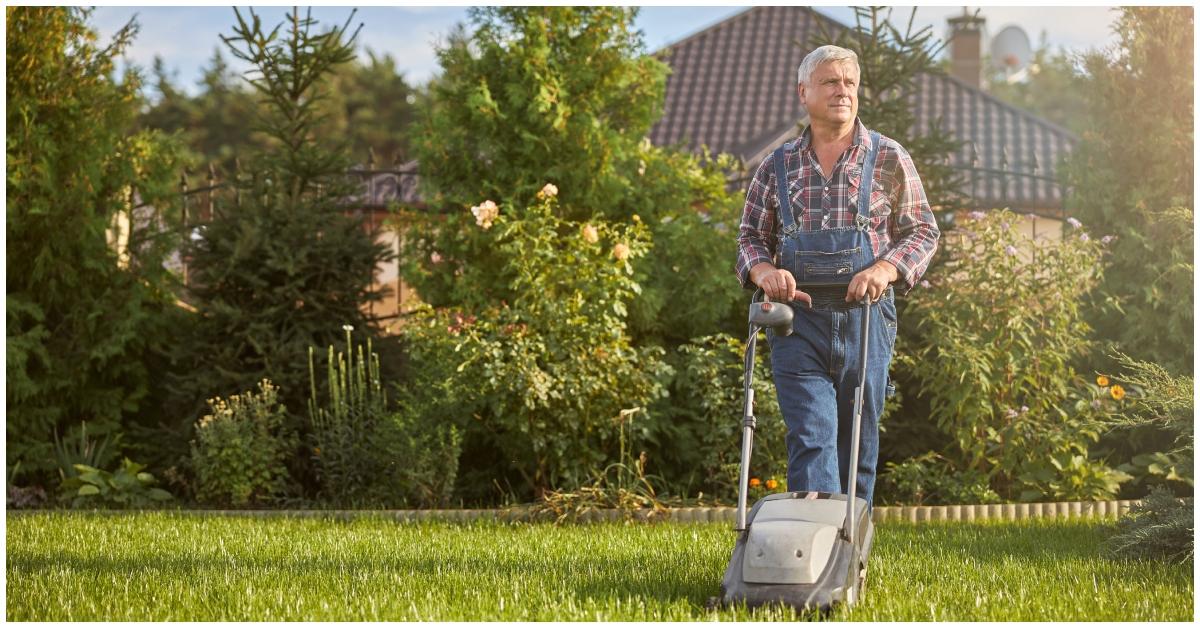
[766,287,896,505]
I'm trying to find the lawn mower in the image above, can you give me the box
[715,293,875,613]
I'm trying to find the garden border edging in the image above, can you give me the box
[11,499,1143,523]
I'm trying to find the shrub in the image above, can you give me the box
[1105,486,1194,564]
[191,379,295,507]
[640,334,789,502]
[399,190,668,499]
[6,7,183,483]
[877,452,1000,506]
[898,209,1126,501]
[58,459,173,509]
[308,329,461,507]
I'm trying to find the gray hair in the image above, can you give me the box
[797,45,859,86]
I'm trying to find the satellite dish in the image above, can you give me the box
[989,25,1032,75]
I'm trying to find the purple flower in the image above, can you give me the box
[1000,221,1010,230]
[919,280,931,289]
[1079,233,1090,243]
[968,210,986,221]
[1067,217,1082,229]
[1005,408,1019,419]
[1005,245,1018,256]
[1020,406,1029,414]
[1091,399,1103,410]
[1101,235,1115,245]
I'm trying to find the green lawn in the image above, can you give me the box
[6,512,1192,621]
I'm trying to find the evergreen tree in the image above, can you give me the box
[168,8,391,440]
[6,7,184,482]
[1061,6,1193,375]
[815,6,967,216]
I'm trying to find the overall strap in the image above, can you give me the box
[772,144,799,235]
[855,131,882,225]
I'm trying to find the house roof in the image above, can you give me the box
[647,6,1078,211]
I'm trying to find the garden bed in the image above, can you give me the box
[6,512,1191,621]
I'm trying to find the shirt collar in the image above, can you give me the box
[796,117,869,152]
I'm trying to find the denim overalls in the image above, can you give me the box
[765,131,897,506]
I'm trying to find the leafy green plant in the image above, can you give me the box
[1105,486,1194,564]
[400,189,668,499]
[877,452,1000,506]
[191,379,296,506]
[1017,453,1133,502]
[899,209,1125,501]
[308,328,461,507]
[642,334,788,502]
[58,458,173,509]
[52,421,119,482]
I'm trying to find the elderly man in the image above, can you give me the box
[735,45,940,505]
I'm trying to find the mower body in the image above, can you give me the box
[719,491,873,612]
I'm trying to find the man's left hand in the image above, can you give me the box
[846,261,899,302]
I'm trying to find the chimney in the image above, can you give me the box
[947,9,985,89]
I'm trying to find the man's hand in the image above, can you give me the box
[749,262,812,307]
[846,260,899,302]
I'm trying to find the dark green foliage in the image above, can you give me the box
[52,422,121,483]
[6,7,183,482]
[167,8,392,438]
[640,334,788,502]
[1106,486,1194,564]
[1061,7,1194,375]
[191,380,296,506]
[816,6,966,215]
[877,452,999,506]
[58,459,173,509]
[307,331,461,507]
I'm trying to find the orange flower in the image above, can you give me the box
[749,478,762,488]
[1096,375,1110,387]
[1110,384,1126,401]
[765,479,779,490]
[612,242,631,261]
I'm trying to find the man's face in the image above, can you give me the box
[798,60,860,127]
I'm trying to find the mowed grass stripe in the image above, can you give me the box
[6,512,1192,621]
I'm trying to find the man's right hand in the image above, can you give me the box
[749,262,812,307]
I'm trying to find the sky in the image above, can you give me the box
[89,4,1123,96]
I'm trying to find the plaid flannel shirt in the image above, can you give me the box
[735,119,940,294]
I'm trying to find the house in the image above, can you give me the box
[647,6,1078,225]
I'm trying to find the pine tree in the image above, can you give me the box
[168,8,391,440]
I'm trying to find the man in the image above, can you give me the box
[735,45,940,505]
